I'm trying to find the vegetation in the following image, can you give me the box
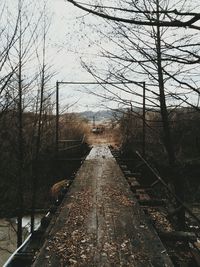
[0,0,200,252]
[119,107,200,160]
[66,0,200,229]
[0,111,89,215]
[119,107,200,203]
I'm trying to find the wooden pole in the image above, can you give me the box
[93,115,95,128]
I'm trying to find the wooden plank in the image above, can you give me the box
[158,231,197,242]
[33,145,173,267]
[139,199,166,207]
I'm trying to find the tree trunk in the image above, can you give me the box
[17,0,24,247]
[31,16,46,232]
[156,0,185,230]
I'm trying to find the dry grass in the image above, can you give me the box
[86,126,121,147]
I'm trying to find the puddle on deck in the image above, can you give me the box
[86,145,113,160]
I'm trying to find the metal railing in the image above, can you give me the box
[136,150,200,227]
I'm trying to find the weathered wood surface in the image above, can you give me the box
[33,145,173,267]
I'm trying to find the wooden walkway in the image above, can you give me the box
[33,145,173,266]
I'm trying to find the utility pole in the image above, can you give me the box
[93,115,95,128]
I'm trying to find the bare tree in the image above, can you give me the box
[30,2,52,233]
[66,0,200,229]
[7,0,52,246]
[67,0,200,30]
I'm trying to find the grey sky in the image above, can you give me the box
[49,0,142,113]
[48,0,113,112]
[3,0,199,112]
[48,0,200,113]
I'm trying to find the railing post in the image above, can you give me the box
[142,82,146,158]
[56,81,59,154]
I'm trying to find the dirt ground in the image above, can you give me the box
[86,128,120,146]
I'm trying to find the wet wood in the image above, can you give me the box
[33,145,173,267]
[138,199,166,207]
[190,242,200,266]
[159,231,197,242]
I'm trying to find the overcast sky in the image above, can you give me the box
[48,0,112,112]
[5,0,199,113]
[47,0,200,113]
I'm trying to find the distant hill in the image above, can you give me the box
[75,107,148,122]
[77,110,115,122]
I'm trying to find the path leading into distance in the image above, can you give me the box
[33,145,173,266]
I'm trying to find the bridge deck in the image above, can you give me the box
[33,145,173,266]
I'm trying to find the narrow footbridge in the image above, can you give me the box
[33,145,173,266]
